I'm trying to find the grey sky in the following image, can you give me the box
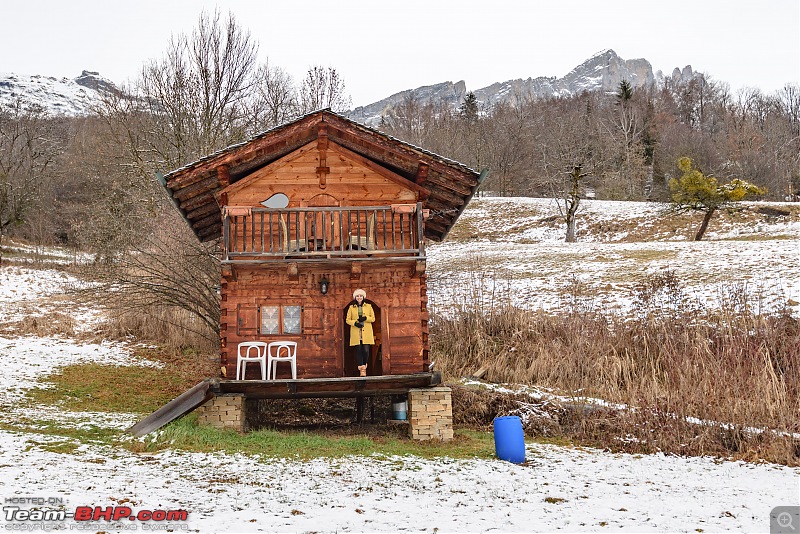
[3,0,798,107]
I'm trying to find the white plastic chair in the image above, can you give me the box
[267,341,297,380]
[236,341,268,380]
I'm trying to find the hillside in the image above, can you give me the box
[429,198,800,317]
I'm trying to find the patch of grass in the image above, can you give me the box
[28,363,190,413]
[616,249,679,262]
[132,416,497,460]
[432,276,800,466]
[26,341,219,415]
[719,234,797,242]
[1,307,79,337]
[25,438,80,454]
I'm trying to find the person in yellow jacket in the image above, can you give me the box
[346,288,376,376]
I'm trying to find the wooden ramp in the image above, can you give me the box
[128,380,214,437]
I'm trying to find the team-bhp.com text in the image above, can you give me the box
[4,506,188,529]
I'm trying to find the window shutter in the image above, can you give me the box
[303,306,324,334]
[237,304,259,336]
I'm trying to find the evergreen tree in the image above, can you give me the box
[669,157,766,240]
[459,92,479,122]
[616,79,633,103]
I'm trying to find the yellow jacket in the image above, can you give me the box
[346,302,375,345]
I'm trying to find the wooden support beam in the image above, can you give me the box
[287,262,299,281]
[211,372,443,399]
[412,260,426,278]
[416,162,429,186]
[317,123,329,189]
[350,261,362,281]
[217,165,231,188]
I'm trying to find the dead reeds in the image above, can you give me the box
[432,273,800,465]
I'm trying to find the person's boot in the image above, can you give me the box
[359,365,367,377]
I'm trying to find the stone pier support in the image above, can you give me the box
[408,386,454,441]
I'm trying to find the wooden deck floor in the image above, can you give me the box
[211,372,442,399]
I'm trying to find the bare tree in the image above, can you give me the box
[249,60,299,129]
[539,96,605,242]
[299,66,352,114]
[0,101,67,261]
[105,8,260,174]
[85,9,262,342]
[79,206,221,342]
[479,101,538,195]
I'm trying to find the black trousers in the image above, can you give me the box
[356,343,370,366]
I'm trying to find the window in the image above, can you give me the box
[260,305,301,335]
[261,193,289,208]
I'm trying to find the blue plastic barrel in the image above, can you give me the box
[493,416,525,463]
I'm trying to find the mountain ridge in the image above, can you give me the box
[0,50,695,121]
[349,49,695,125]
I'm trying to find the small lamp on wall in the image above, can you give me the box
[319,276,329,295]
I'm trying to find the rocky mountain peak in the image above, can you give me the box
[348,80,467,125]
[74,70,119,95]
[350,50,697,126]
[0,71,119,116]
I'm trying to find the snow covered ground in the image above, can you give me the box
[428,198,800,316]
[0,199,799,532]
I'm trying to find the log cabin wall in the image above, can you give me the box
[220,263,428,379]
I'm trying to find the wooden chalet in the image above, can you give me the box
[160,109,484,384]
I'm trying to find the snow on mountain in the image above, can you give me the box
[2,50,695,124]
[0,70,118,116]
[350,49,695,126]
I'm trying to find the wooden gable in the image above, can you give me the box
[161,110,485,243]
[221,141,420,208]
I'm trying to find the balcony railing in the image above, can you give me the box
[222,203,426,262]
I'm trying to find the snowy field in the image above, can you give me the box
[428,198,800,316]
[0,198,799,532]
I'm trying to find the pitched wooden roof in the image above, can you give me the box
[161,109,485,242]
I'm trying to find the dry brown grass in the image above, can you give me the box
[97,306,219,353]
[433,275,800,465]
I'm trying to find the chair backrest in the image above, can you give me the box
[270,341,297,358]
[239,342,265,359]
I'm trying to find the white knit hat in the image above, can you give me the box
[353,288,366,299]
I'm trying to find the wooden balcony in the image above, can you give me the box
[222,203,426,263]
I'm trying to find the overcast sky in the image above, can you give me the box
[3,0,799,107]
